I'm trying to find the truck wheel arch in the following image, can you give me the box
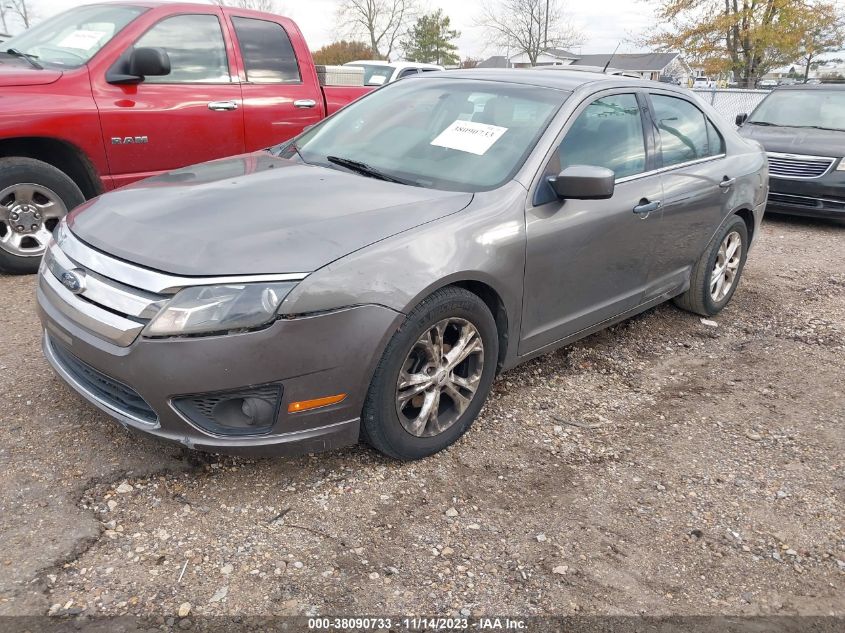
[0,137,103,200]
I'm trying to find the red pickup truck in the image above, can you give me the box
[0,2,370,273]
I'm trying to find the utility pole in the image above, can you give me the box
[544,0,549,48]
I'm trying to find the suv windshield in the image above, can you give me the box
[749,89,845,131]
[3,4,145,68]
[282,78,567,192]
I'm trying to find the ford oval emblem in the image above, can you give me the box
[60,270,86,295]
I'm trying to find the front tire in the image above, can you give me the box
[361,287,499,460]
[0,158,85,275]
[673,214,749,316]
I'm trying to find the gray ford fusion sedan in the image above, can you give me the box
[37,70,768,460]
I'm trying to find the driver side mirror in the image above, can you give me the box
[735,113,748,126]
[107,47,171,84]
[548,165,615,200]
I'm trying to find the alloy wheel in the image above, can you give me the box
[710,230,742,303]
[395,317,485,438]
[0,183,67,257]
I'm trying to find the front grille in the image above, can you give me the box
[767,153,835,179]
[768,192,845,211]
[50,339,157,424]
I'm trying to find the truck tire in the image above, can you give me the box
[361,287,498,460]
[0,157,85,275]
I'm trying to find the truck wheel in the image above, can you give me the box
[361,287,498,460]
[0,158,85,275]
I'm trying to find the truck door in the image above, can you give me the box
[227,14,325,151]
[92,9,245,189]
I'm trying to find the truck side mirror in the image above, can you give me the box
[107,47,171,84]
[548,165,615,200]
[735,113,748,126]
[128,47,171,78]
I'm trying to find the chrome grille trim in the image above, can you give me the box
[766,152,835,180]
[44,243,168,320]
[57,223,309,294]
[39,272,145,347]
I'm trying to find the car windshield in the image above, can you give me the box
[749,89,845,131]
[282,78,567,192]
[348,63,396,86]
[3,4,145,68]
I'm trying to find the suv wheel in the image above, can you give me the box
[0,158,85,274]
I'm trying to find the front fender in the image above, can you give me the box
[281,182,529,368]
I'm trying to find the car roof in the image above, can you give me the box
[345,60,444,69]
[345,60,393,67]
[773,83,845,91]
[421,68,676,92]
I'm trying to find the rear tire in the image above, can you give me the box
[673,214,748,316]
[0,158,84,275]
[361,287,498,460]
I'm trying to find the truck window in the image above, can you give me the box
[135,14,230,83]
[231,17,301,84]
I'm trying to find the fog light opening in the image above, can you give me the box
[211,397,275,429]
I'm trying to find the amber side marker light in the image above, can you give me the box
[288,393,347,413]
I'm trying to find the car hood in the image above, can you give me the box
[739,124,845,157]
[0,57,63,86]
[67,152,474,276]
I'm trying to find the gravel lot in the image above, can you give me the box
[1,214,843,624]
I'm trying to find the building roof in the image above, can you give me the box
[478,55,510,68]
[545,48,579,59]
[571,53,679,72]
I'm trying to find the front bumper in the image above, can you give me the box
[766,173,845,219]
[38,287,401,457]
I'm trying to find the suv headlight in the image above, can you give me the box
[145,282,296,337]
[837,158,845,171]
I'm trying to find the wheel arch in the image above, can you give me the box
[733,207,755,242]
[0,137,103,199]
[403,274,513,373]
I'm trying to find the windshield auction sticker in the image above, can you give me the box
[431,120,508,155]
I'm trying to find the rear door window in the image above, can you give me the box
[232,17,301,83]
[650,94,713,166]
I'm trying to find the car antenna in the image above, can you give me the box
[602,43,621,74]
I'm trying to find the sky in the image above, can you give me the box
[18,0,657,59]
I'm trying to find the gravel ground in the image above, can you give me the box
[0,214,843,624]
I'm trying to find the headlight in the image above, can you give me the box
[145,282,296,337]
[837,158,845,171]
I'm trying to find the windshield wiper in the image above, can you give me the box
[326,155,406,184]
[791,125,845,132]
[748,121,776,126]
[5,48,42,70]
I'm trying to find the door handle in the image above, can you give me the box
[632,199,661,218]
[719,177,736,189]
[293,99,317,109]
[207,101,238,111]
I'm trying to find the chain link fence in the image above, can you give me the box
[692,89,771,125]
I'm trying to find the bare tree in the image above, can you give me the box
[336,0,416,60]
[0,3,10,34]
[6,0,34,30]
[478,0,581,66]
[210,0,281,11]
